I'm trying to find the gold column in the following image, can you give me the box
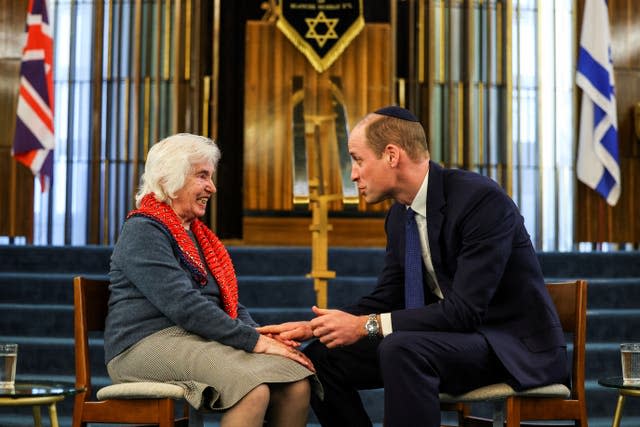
[464,0,474,169]
[504,0,513,195]
[131,0,143,206]
[184,0,191,80]
[210,0,220,139]
[171,0,182,134]
[103,0,114,244]
[89,0,105,243]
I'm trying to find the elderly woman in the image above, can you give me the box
[104,133,318,427]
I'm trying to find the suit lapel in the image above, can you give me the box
[426,161,445,277]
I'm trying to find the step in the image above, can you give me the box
[586,309,640,342]
[0,302,316,336]
[0,273,78,304]
[585,278,640,309]
[0,337,82,377]
[237,276,317,307]
[0,246,112,274]
[586,343,627,379]
[5,294,640,345]
[587,379,640,418]
[3,246,640,279]
[0,304,74,337]
[538,252,640,278]
[3,273,640,316]
[240,276,376,308]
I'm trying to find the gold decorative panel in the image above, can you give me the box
[243,21,393,214]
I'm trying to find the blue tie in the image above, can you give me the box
[405,208,425,308]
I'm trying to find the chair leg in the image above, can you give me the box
[31,405,42,427]
[612,393,625,427]
[158,399,176,427]
[48,402,60,427]
[503,397,520,427]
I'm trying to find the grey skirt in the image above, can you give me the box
[107,326,321,410]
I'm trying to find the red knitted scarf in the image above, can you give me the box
[127,193,238,318]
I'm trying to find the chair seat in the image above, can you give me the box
[439,382,570,403]
[97,382,185,400]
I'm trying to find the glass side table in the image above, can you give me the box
[598,376,640,427]
[0,381,84,427]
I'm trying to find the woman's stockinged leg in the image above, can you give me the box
[220,379,310,427]
[220,384,270,427]
[266,379,311,427]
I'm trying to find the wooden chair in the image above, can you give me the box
[439,280,589,427]
[73,276,197,427]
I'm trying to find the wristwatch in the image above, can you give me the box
[364,314,380,339]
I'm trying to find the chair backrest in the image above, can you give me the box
[545,280,588,401]
[73,276,111,398]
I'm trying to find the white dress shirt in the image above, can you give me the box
[379,170,442,336]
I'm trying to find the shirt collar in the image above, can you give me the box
[409,170,429,218]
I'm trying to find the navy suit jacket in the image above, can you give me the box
[345,162,568,389]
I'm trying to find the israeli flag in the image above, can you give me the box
[576,0,620,206]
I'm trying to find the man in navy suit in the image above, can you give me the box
[259,106,568,427]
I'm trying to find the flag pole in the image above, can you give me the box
[597,196,606,246]
[9,157,17,238]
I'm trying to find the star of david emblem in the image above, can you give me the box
[276,0,364,73]
[305,12,339,48]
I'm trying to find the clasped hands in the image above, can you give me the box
[257,306,366,350]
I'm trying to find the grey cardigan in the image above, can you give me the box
[104,216,260,363]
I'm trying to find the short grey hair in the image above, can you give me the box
[135,133,221,207]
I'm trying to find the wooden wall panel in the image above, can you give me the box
[0,0,33,241]
[243,21,393,213]
[575,0,640,244]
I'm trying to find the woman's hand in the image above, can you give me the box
[257,321,313,346]
[252,334,315,372]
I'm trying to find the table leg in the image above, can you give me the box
[48,401,60,427]
[31,405,42,427]
[612,393,625,427]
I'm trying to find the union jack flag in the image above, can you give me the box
[12,0,54,191]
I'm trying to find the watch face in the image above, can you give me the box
[366,317,378,334]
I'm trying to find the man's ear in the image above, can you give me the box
[384,144,400,167]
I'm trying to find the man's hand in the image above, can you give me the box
[256,321,313,347]
[309,306,367,348]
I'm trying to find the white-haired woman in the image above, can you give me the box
[104,133,319,427]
